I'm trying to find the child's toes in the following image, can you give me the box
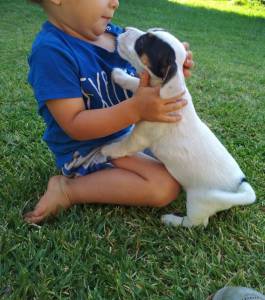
[23,209,44,223]
[23,202,49,223]
[23,175,71,224]
[24,213,44,224]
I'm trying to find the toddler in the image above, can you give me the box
[24,0,194,224]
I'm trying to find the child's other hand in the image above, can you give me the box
[132,71,187,123]
[182,42,194,78]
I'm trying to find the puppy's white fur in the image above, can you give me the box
[102,28,256,227]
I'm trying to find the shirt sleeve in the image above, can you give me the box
[28,44,82,109]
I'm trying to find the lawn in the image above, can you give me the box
[1,0,265,299]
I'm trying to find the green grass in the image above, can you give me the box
[170,0,265,18]
[1,0,265,299]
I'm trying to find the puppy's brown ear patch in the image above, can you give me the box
[140,54,151,68]
[147,32,155,38]
[162,62,177,86]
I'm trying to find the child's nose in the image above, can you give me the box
[110,0,119,9]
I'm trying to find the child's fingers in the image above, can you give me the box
[183,68,192,78]
[164,95,187,105]
[163,99,187,113]
[139,71,150,87]
[186,50,193,61]
[182,41,190,51]
[159,114,182,123]
[184,53,194,68]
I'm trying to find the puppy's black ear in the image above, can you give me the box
[135,33,156,57]
[149,36,178,84]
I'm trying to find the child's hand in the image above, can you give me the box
[182,42,194,78]
[132,72,187,123]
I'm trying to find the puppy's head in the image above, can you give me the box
[117,27,187,88]
[134,31,177,85]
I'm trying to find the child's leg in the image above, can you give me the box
[24,153,180,224]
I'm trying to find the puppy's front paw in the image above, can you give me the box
[101,143,127,160]
[112,68,127,84]
[101,144,116,159]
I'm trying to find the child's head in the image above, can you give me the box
[30,0,119,41]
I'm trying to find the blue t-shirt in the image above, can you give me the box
[28,21,136,168]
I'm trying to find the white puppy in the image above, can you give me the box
[101,27,256,227]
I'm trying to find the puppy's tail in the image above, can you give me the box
[207,179,256,207]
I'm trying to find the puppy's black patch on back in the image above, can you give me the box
[135,33,177,85]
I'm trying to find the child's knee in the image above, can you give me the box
[149,176,181,208]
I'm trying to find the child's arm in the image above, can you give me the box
[46,72,187,141]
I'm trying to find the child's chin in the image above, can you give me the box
[94,27,107,37]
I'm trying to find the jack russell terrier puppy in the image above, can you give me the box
[101,27,256,227]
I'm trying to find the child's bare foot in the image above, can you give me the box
[24,175,72,224]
